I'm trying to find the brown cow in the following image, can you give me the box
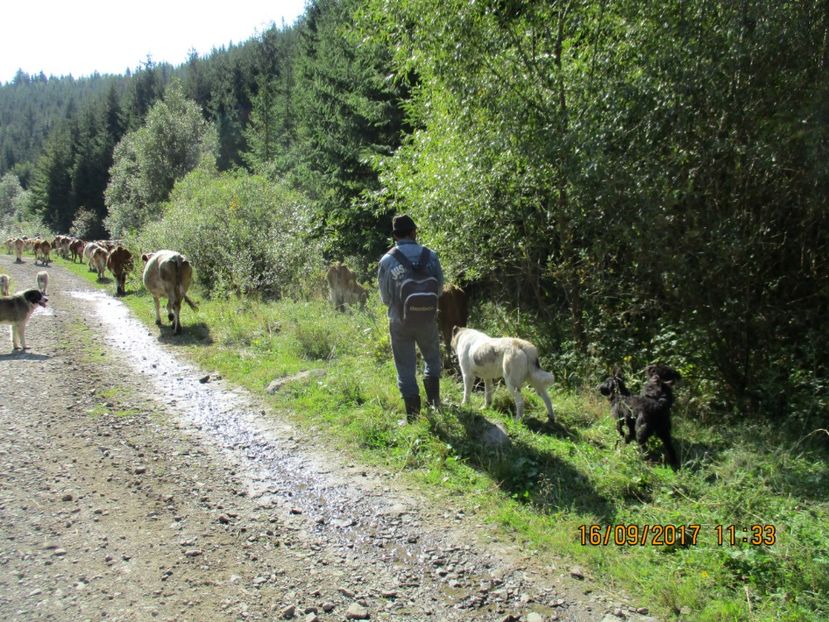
[142,250,197,335]
[326,262,368,311]
[35,239,52,266]
[437,283,469,356]
[91,246,108,281]
[13,238,24,263]
[107,246,133,296]
[69,239,85,263]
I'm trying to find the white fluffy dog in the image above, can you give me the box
[451,326,555,422]
[36,271,49,294]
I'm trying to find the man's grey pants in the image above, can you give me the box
[389,318,442,399]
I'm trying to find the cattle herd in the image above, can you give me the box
[2,235,682,467]
[2,234,194,336]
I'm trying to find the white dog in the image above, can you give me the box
[36,271,49,294]
[0,274,9,296]
[452,326,555,422]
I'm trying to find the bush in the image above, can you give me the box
[134,169,323,300]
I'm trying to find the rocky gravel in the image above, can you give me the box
[0,255,659,621]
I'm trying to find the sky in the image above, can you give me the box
[0,0,308,85]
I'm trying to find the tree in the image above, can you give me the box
[0,172,25,221]
[362,0,829,418]
[289,0,410,263]
[105,80,218,236]
[28,128,74,232]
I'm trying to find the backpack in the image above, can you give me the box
[388,246,440,325]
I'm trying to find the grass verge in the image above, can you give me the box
[57,255,828,622]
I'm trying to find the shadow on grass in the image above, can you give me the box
[156,321,213,346]
[428,406,615,519]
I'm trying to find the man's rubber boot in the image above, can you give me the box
[404,395,421,422]
[423,377,441,409]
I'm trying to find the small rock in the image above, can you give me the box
[338,587,355,598]
[345,603,369,620]
[61,493,74,502]
[636,607,649,615]
[134,466,147,475]
[527,613,545,622]
[305,614,320,622]
[281,604,296,619]
[570,566,585,579]
[321,601,335,612]
[184,549,203,557]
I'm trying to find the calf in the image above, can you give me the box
[142,250,198,335]
[14,238,24,263]
[0,274,9,296]
[437,283,469,356]
[107,246,133,296]
[326,262,368,311]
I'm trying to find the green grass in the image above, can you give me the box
[55,254,829,622]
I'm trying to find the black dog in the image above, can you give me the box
[599,364,681,469]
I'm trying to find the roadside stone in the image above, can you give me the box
[570,566,585,579]
[345,603,369,619]
[281,604,296,619]
[527,613,545,622]
[266,370,325,394]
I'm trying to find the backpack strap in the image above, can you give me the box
[417,246,431,271]
[388,247,414,270]
[388,246,431,272]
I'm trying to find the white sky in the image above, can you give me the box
[0,0,308,84]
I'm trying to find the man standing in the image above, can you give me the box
[378,214,444,421]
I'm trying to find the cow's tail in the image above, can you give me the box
[183,294,198,311]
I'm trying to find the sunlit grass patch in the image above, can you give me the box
[49,254,829,621]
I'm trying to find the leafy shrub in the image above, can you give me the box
[134,169,323,299]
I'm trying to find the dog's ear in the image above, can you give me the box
[452,325,462,336]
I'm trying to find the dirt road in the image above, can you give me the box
[0,255,654,621]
